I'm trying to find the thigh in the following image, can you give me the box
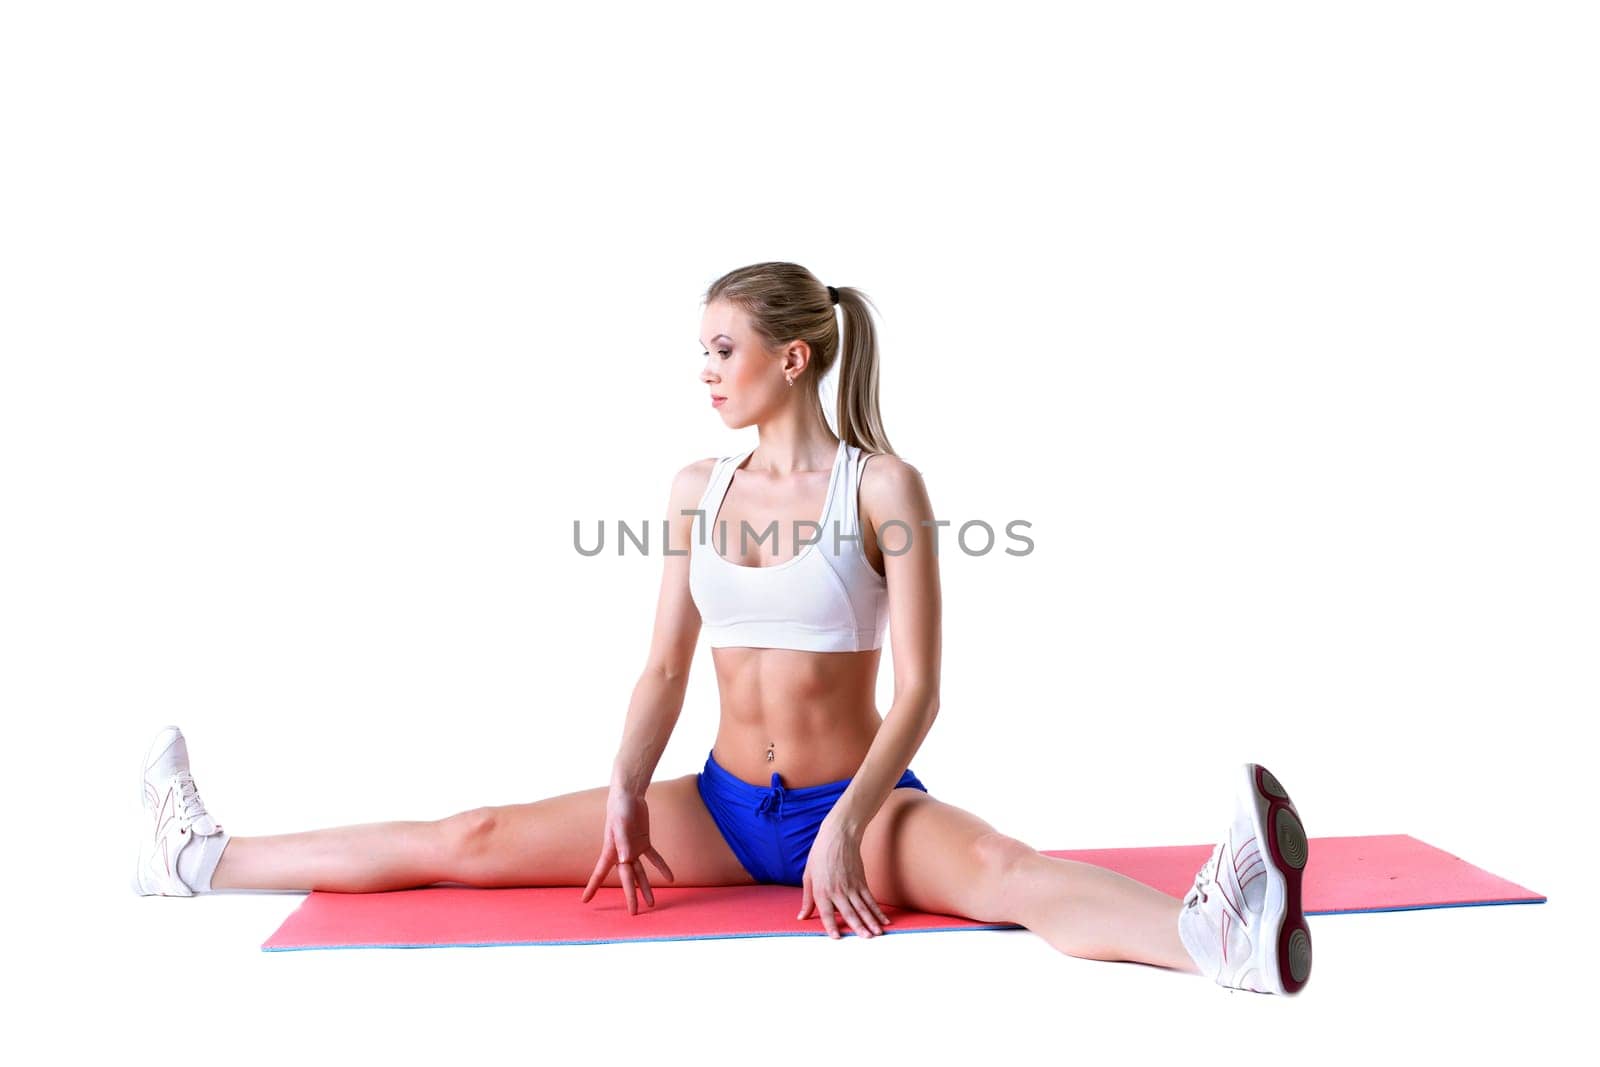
[462,773,759,888]
[857,788,1030,922]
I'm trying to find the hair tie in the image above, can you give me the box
[827,285,839,306]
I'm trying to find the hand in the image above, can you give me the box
[797,818,893,939]
[580,784,675,915]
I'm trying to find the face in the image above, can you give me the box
[699,299,805,426]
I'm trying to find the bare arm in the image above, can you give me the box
[828,453,942,835]
[609,456,716,795]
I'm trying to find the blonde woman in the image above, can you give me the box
[133,261,1312,996]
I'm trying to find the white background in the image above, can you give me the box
[3,1,1594,1063]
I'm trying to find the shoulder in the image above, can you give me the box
[675,454,721,484]
[666,455,721,508]
[859,449,923,489]
[858,450,932,516]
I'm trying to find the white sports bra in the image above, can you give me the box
[688,437,889,652]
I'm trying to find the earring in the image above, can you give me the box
[785,375,793,386]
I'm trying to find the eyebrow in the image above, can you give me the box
[700,334,733,347]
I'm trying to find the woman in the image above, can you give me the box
[132,261,1313,996]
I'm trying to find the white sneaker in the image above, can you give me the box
[1177,763,1312,996]
[132,726,225,897]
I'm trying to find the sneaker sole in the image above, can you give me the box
[134,732,157,895]
[134,726,183,897]
[1241,763,1311,995]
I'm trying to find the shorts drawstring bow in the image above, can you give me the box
[697,750,926,886]
[754,772,787,818]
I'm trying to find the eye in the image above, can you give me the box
[701,349,731,359]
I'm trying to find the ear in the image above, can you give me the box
[781,338,813,380]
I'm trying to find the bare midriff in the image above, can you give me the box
[709,645,885,788]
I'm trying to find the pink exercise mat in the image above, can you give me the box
[261,833,1545,951]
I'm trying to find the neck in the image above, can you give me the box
[750,401,838,474]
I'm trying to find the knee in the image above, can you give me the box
[965,831,1037,920]
[972,831,1036,885]
[438,806,499,862]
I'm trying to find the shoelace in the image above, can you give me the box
[1187,842,1223,907]
[173,772,211,825]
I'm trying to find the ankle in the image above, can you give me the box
[177,830,232,893]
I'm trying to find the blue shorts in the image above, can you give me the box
[695,748,930,886]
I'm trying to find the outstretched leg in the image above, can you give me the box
[209,774,758,892]
[857,789,1199,973]
[211,817,454,893]
[135,727,760,894]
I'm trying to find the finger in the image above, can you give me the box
[834,893,871,938]
[847,890,883,935]
[618,857,639,915]
[862,889,893,926]
[580,839,615,902]
[645,846,675,884]
[635,859,655,908]
[819,897,841,939]
[798,878,813,921]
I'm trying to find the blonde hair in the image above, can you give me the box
[703,261,896,457]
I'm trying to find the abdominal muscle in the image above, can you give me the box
[708,645,885,787]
